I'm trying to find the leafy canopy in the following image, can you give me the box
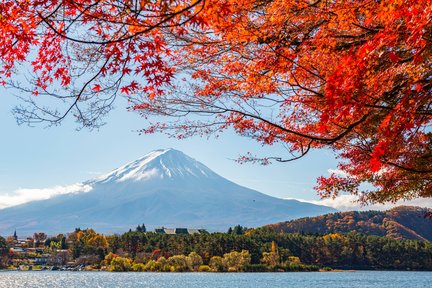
[0,0,431,203]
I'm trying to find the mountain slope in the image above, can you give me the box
[0,149,336,234]
[266,206,432,241]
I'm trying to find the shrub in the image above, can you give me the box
[131,263,146,272]
[198,265,211,272]
[245,264,268,272]
[188,252,203,271]
[287,256,301,264]
[110,257,132,272]
[209,256,225,272]
[157,256,171,272]
[222,250,251,272]
[144,260,160,272]
[167,255,191,272]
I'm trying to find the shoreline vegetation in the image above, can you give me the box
[1,225,431,273]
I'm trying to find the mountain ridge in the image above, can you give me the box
[265,206,432,241]
[91,149,219,184]
[0,149,336,234]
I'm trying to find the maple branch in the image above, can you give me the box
[36,0,204,45]
[384,161,432,174]
[264,140,313,163]
[351,22,382,33]
[214,105,369,144]
[13,54,114,127]
[136,89,370,145]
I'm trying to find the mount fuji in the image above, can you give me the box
[0,149,336,234]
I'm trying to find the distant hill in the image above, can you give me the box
[266,206,432,241]
[0,149,335,235]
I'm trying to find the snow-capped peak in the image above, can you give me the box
[93,149,217,183]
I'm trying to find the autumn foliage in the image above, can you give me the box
[0,0,431,203]
[267,206,432,241]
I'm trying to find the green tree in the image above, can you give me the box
[231,225,247,235]
[136,224,147,233]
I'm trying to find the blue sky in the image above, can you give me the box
[2,87,431,211]
[0,86,338,198]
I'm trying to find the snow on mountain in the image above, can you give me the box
[93,149,217,183]
[0,149,336,235]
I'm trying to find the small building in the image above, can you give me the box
[11,247,25,253]
[155,227,208,235]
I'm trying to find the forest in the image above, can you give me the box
[1,225,431,272]
[267,206,432,241]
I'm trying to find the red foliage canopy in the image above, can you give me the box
[1,0,431,203]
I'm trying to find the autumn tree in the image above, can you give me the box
[261,241,280,267]
[222,250,251,272]
[187,251,203,271]
[67,228,108,259]
[0,236,8,269]
[209,255,225,272]
[33,232,47,247]
[110,256,133,272]
[0,0,431,203]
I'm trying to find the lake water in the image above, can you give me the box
[0,271,431,287]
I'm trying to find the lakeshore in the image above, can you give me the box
[2,227,432,273]
[1,271,432,288]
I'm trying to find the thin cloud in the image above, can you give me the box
[0,183,92,209]
[292,195,432,211]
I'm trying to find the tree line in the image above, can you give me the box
[2,225,431,271]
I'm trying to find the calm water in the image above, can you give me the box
[0,271,431,287]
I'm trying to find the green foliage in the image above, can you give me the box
[4,222,432,272]
[135,224,146,233]
[284,262,319,272]
[96,227,432,271]
[244,264,268,272]
[228,225,248,235]
[45,234,67,250]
